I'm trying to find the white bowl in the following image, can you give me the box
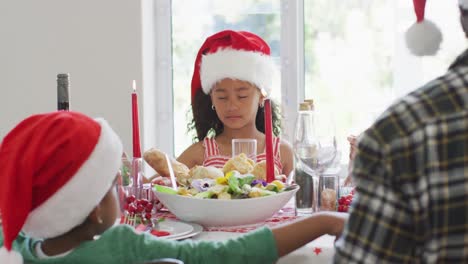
[153,185,299,227]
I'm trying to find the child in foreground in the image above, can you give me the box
[0,111,346,264]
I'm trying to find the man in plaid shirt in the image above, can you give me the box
[334,2,468,263]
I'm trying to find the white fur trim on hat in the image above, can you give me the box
[0,247,23,264]
[460,0,468,9]
[22,118,123,238]
[405,19,442,56]
[200,48,277,96]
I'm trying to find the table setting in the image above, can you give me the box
[114,81,348,263]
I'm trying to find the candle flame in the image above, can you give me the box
[132,80,136,92]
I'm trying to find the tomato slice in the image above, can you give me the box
[151,230,171,237]
[135,224,147,232]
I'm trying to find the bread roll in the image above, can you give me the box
[189,165,224,180]
[222,153,255,174]
[250,160,280,180]
[143,148,190,185]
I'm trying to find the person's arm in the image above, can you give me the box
[279,139,294,176]
[176,142,204,169]
[5,212,347,264]
[130,212,346,263]
[343,135,358,186]
[334,132,419,263]
[272,212,347,257]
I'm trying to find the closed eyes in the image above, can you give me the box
[216,96,248,100]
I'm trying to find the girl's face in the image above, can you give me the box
[210,78,263,130]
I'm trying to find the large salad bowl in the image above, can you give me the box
[153,185,299,227]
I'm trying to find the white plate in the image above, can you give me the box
[169,222,204,240]
[155,220,194,240]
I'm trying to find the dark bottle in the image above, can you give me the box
[57,73,70,111]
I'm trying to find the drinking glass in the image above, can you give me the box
[116,183,158,225]
[116,154,153,219]
[120,153,144,188]
[318,172,339,211]
[120,154,133,186]
[232,139,257,162]
[297,111,338,175]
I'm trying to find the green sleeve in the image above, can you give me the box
[114,225,279,264]
[1,225,278,264]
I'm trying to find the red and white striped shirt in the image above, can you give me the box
[202,137,283,173]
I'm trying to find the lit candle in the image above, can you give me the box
[264,98,275,183]
[132,80,142,158]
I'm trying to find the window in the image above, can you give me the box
[304,0,464,161]
[171,0,281,156]
[146,0,464,164]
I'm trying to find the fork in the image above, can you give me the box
[164,154,178,190]
[124,212,136,227]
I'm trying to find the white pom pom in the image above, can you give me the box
[0,247,23,264]
[405,19,442,56]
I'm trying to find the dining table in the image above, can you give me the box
[154,199,336,263]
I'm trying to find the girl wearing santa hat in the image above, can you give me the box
[178,30,294,178]
[0,111,346,264]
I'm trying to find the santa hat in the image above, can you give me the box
[405,0,443,56]
[0,111,122,263]
[191,30,277,102]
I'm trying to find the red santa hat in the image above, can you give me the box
[191,30,277,102]
[0,111,123,263]
[405,0,443,56]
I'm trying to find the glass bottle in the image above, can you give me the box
[294,102,319,215]
[57,73,70,111]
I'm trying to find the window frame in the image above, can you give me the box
[143,0,175,157]
[280,0,305,142]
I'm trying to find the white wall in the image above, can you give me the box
[0,0,143,155]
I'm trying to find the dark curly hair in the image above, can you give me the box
[188,89,282,142]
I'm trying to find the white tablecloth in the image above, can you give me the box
[193,232,335,264]
[155,197,336,263]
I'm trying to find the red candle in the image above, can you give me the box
[264,99,275,183]
[132,80,142,158]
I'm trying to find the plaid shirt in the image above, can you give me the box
[334,49,468,263]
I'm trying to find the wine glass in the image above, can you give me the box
[295,111,338,175]
[314,112,339,172]
[293,110,339,214]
